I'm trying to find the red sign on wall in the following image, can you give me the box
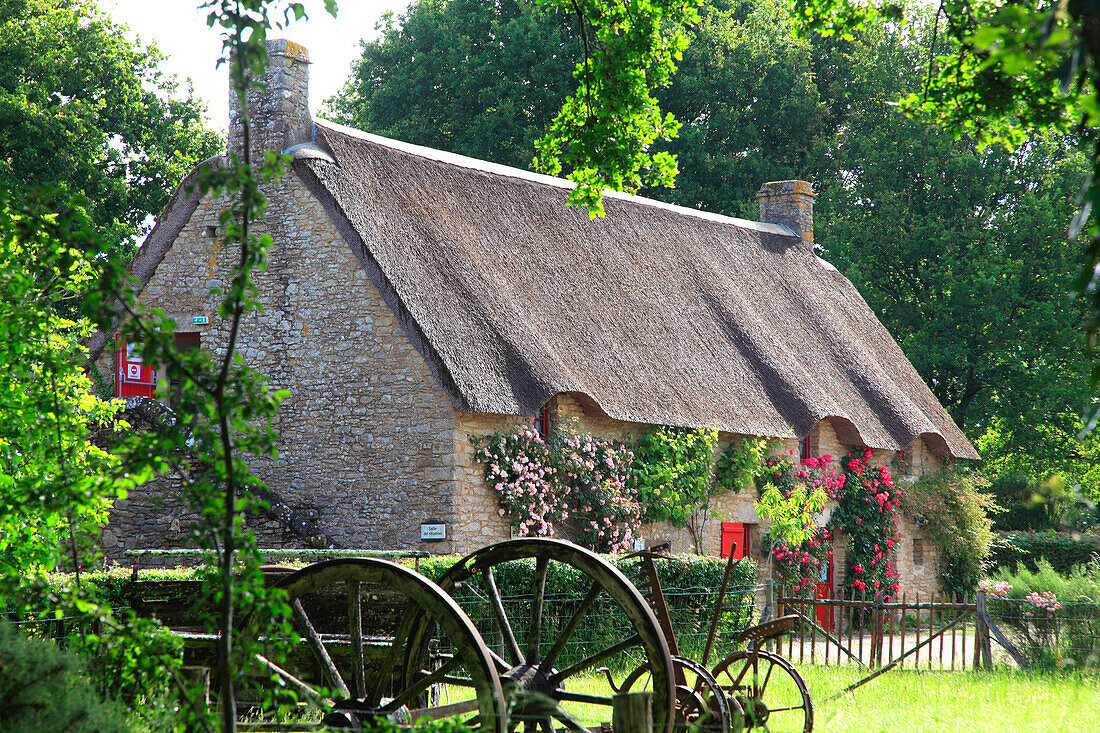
[114,337,156,398]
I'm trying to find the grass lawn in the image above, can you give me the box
[796,664,1100,732]
[542,664,1100,732]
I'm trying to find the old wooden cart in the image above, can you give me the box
[136,538,811,732]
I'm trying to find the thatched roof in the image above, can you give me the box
[289,120,976,459]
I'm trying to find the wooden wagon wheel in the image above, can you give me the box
[237,558,507,731]
[415,538,676,733]
[619,655,741,733]
[710,650,812,733]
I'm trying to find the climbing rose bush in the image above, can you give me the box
[473,427,641,552]
[757,454,842,588]
[772,527,833,590]
[829,449,902,599]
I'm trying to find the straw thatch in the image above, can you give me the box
[288,120,976,459]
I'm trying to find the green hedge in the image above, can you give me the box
[35,554,758,668]
[419,553,758,666]
[989,532,1100,574]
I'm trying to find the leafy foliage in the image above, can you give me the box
[0,623,133,733]
[0,194,126,591]
[714,436,768,493]
[790,0,1100,433]
[531,0,701,216]
[0,0,221,260]
[898,470,996,595]
[633,426,718,550]
[754,453,838,549]
[326,0,579,171]
[990,531,1100,575]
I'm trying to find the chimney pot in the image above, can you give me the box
[228,39,312,161]
[757,180,816,248]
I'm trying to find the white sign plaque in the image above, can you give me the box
[420,522,446,541]
[193,316,209,325]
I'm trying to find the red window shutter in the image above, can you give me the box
[721,522,745,559]
[114,336,156,399]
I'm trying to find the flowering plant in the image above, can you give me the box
[755,452,842,548]
[473,427,641,552]
[557,432,643,550]
[829,449,902,599]
[978,578,1012,599]
[772,527,833,590]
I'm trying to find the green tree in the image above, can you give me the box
[811,15,1094,489]
[328,0,825,219]
[0,193,124,589]
[0,0,221,258]
[327,0,579,171]
[791,0,1100,432]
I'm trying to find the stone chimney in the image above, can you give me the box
[228,39,312,162]
[757,180,816,249]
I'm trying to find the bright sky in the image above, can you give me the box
[103,0,413,133]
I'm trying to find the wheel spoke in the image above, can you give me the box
[367,599,415,706]
[766,705,807,713]
[254,652,333,707]
[758,658,776,696]
[379,655,462,712]
[347,580,366,699]
[292,598,350,698]
[484,567,524,665]
[487,648,512,673]
[539,581,601,673]
[556,690,614,706]
[549,634,641,684]
[527,557,549,664]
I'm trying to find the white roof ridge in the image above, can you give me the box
[313,118,797,237]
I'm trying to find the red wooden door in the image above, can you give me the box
[814,551,834,631]
[114,336,156,398]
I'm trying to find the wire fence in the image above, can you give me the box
[985,596,1100,669]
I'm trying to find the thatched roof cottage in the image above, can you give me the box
[92,40,976,599]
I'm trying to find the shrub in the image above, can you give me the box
[898,470,996,596]
[829,450,901,599]
[989,532,1100,574]
[0,623,133,732]
[985,559,1100,668]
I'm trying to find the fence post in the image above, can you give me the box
[613,691,653,733]
[764,581,775,652]
[974,591,993,670]
[871,593,884,667]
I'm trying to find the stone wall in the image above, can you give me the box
[102,171,471,557]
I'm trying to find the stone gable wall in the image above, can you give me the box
[102,172,467,557]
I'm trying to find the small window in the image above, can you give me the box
[913,538,924,566]
[798,434,811,464]
[169,332,201,412]
[534,404,551,438]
